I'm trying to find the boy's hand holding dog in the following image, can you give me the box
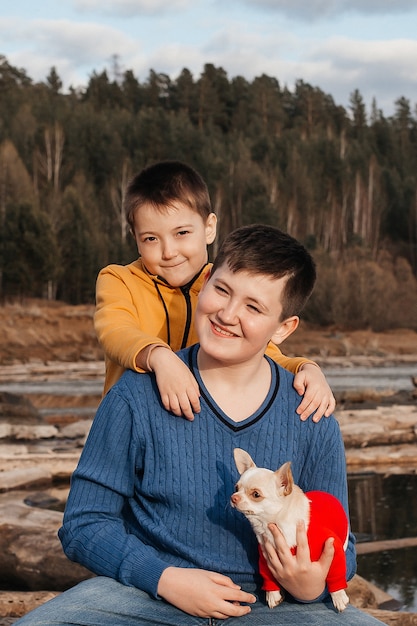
[157,567,256,618]
[262,520,335,602]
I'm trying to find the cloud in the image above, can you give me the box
[1,12,415,115]
[307,37,417,112]
[73,0,191,17]
[0,17,141,86]
[168,27,417,114]
[198,27,297,79]
[236,0,417,21]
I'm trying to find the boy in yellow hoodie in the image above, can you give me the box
[94,161,334,421]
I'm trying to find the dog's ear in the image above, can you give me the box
[275,461,294,496]
[234,448,256,475]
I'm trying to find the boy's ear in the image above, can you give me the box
[205,213,217,244]
[270,316,299,345]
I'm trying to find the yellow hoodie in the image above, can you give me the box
[95,259,311,394]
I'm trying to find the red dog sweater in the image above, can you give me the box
[259,490,349,594]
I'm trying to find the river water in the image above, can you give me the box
[349,473,417,612]
[323,363,417,392]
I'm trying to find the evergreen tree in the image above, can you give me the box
[0,54,416,321]
[2,203,59,298]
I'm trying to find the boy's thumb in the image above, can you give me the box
[321,537,335,569]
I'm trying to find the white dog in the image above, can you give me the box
[231,448,350,612]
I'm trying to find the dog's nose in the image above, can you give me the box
[231,493,240,504]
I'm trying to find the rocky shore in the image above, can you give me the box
[1,300,417,624]
[1,363,417,624]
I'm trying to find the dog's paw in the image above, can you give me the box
[266,590,284,608]
[330,589,349,612]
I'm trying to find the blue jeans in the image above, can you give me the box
[15,577,385,626]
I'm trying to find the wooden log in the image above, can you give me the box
[347,574,378,608]
[362,608,417,625]
[0,467,52,493]
[357,537,417,554]
[346,444,417,469]
[338,407,417,449]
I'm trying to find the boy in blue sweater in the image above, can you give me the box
[16,225,383,626]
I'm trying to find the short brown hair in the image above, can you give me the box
[211,224,316,319]
[125,161,213,230]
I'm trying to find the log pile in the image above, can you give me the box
[1,384,417,624]
[339,403,417,472]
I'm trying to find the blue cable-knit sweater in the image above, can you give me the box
[59,345,356,598]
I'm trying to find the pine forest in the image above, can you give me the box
[1,55,417,330]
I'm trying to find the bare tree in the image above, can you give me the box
[110,159,131,244]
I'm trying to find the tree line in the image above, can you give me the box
[0,55,416,330]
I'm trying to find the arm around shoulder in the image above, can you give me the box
[94,264,170,372]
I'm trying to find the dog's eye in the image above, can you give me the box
[252,490,261,499]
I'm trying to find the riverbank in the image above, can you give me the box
[1,300,417,624]
[1,392,417,625]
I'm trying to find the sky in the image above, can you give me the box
[1,0,417,117]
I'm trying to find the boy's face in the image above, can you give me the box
[132,202,217,287]
[195,264,298,366]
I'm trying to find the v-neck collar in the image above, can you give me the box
[187,344,280,432]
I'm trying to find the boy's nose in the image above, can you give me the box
[161,242,178,259]
[218,303,239,324]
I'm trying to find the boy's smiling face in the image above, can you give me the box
[133,202,217,287]
[195,264,298,366]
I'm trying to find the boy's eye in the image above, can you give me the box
[214,285,228,294]
[177,230,190,236]
[247,304,261,314]
[143,236,157,243]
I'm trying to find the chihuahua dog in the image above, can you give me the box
[230,448,350,612]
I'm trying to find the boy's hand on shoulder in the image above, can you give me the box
[293,363,336,422]
[149,348,200,420]
[157,567,255,618]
